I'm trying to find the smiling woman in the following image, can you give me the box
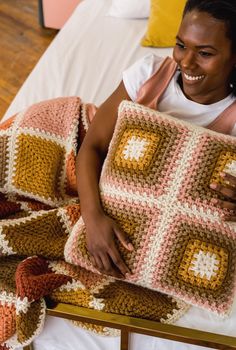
[76,0,236,277]
[1,1,236,349]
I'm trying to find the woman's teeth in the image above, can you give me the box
[184,73,205,81]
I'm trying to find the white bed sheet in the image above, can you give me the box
[3,0,170,119]
[3,0,236,349]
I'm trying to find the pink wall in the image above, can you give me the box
[42,0,81,29]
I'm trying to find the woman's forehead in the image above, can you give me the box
[178,10,230,46]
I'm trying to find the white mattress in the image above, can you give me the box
[3,0,236,349]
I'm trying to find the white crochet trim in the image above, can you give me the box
[89,297,105,311]
[14,128,66,145]
[47,261,86,291]
[0,209,57,226]
[101,327,120,337]
[0,292,30,315]
[59,279,86,292]
[0,291,17,307]
[0,228,16,255]
[48,260,70,275]
[100,183,158,207]
[81,104,89,131]
[57,207,73,232]
[19,201,32,212]
[90,276,115,294]
[69,321,120,337]
[15,297,31,315]
[161,299,190,324]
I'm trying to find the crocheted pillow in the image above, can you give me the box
[65,100,236,317]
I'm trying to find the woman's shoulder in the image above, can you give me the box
[132,53,166,73]
[122,54,171,101]
[123,54,167,83]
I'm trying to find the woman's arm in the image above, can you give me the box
[76,82,134,278]
[210,172,236,219]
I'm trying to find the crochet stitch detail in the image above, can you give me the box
[0,98,187,349]
[65,100,236,317]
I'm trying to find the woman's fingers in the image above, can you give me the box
[210,183,236,200]
[99,253,123,278]
[212,198,236,210]
[221,171,236,185]
[90,255,96,266]
[86,216,133,277]
[109,247,131,276]
[91,254,104,271]
[224,215,236,222]
[210,173,236,221]
[112,226,133,275]
[90,250,126,278]
[114,226,134,251]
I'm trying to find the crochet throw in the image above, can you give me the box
[65,100,236,318]
[0,98,188,350]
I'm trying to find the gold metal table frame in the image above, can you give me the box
[23,302,236,350]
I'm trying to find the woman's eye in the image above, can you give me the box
[199,51,213,57]
[175,42,185,49]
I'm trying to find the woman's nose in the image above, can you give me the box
[181,50,196,70]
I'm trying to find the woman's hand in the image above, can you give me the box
[210,172,236,220]
[85,212,134,278]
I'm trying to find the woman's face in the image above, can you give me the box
[173,10,236,104]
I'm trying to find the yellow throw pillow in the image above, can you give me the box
[141,0,186,47]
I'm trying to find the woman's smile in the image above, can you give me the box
[183,72,205,82]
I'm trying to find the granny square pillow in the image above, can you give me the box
[65,101,236,317]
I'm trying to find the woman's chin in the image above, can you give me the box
[182,81,206,103]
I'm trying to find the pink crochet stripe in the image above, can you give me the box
[19,97,81,139]
[65,100,236,317]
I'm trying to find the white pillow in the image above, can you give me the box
[107,0,150,19]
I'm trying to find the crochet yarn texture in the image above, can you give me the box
[0,98,187,350]
[0,96,86,205]
[65,100,236,317]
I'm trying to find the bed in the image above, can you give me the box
[2,0,236,349]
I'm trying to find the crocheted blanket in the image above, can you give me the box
[0,98,188,350]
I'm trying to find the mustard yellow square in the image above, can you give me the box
[114,129,160,171]
[178,240,228,290]
[13,134,65,201]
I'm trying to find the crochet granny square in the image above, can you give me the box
[65,101,236,317]
[0,97,82,206]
